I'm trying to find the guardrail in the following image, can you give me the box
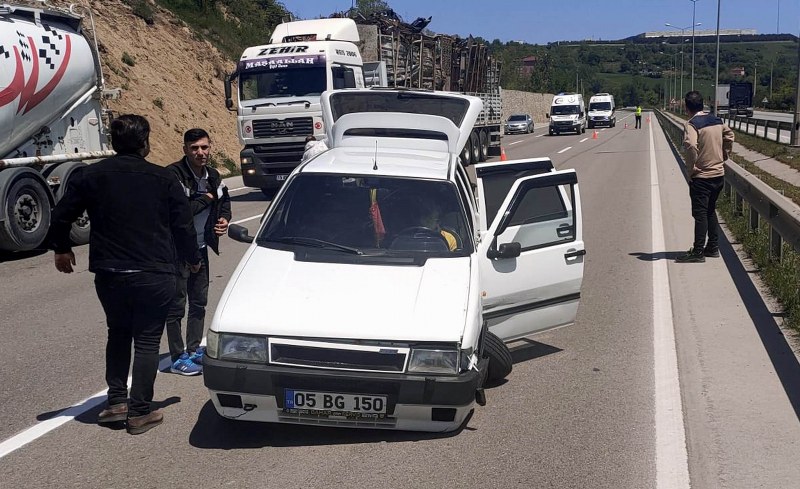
[655,110,800,262]
[718,112,794,145]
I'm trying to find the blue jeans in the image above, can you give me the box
[95,271,176,417]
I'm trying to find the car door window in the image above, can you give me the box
[496,183,575,251]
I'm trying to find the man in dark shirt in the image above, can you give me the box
[48,114,201,435]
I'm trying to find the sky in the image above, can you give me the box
[282,0,800,45]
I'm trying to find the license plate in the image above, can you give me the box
[275,174,288,181]
[284,389,387,417]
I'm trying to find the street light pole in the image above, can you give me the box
[690,0,699,91]
[714,0,721,113]
[666,22,702,111]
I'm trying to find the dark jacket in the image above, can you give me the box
[168,157,232,255]
[48,154,201,274]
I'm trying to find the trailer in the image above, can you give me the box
[354,11,502,165]
[0,3,116,252]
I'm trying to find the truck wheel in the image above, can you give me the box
[478,130,489,162]
[261,187,278,200]
[0,175,52,252]
[50,162,90,246]
[460,138,473,166]
[484,330,513,382]
[470,132,480,164]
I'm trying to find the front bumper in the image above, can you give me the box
[505,125,528,134]
[204,356,482,432]
[240,145,302,190]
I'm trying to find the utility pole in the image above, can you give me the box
[791,29,800,146]
[713,0,721,114]
[691,0,699,91]
[753,62,758,101]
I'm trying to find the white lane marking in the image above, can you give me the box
[579,138,588,143]
[509,140,524,146]
[557,147,572,154]
[650,121,691,488]
[232,214,262,225]
[536,134,545,138]
[228,186,249,193]
[0,389,108,459]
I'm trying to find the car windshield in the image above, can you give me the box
[508,115,528,122]
[240,66,326,100]
[258,174,473,259]
[552,105,580,115]
[589,102,612,111]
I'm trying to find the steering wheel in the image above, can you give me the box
[394,226,443,240]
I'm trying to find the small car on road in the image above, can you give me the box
[504,113,534,134]
[204,88,586,432]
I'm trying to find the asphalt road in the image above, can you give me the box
[1,114,799,488]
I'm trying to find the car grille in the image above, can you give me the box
[555,120,574,127]
[269,338,409,373]
[252,117,313,138]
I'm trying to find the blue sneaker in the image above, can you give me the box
[189,347,205,365]
[170,353,202,376]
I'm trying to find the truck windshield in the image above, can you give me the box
[240,67,326,100]
[551,105,580,115]
[589,102,612,111]
[259,174,473,258]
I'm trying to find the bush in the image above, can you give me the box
[126,0,155,25]
[121,52,136,67]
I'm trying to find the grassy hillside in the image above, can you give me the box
[492,37,798,109]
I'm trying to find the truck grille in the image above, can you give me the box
[269,338,409,373]
[254,141,307,165]
[252,117,313,138]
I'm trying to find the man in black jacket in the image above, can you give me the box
[165,128,232,375]
[49,114,201,435]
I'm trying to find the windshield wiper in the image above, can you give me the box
[277,100,312,107]
[266,236,363,255]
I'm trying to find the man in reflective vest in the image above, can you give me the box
[635,105,642,129]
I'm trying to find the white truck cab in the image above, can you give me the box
[588,93,616,129]
[205,88,585,432]
[547,93,586,136]
[224,19,366,196]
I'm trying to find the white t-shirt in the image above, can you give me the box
[301,137,329,162]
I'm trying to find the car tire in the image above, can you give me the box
[484,330,513,382]
[260,187,278,200]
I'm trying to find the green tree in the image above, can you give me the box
[356,0,391,16]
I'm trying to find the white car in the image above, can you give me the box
[204,88,586,432]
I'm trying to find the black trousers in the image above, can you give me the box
[635,114,642,128]
[95,271,176,417]
[689,176,725,251]
[165,247,209,362]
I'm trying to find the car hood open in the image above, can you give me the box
[213,247,472,343]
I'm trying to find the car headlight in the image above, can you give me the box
[407,349,458,374]
[218,334,268,363]
[206,330,220,359]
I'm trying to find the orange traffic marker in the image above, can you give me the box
[592,130,598,139]
[624,122,628,129]
[500,147,507,161]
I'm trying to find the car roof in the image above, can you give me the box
[299,146,453,181]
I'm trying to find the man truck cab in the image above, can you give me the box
[206,88,586,433]
[588,93,615,128]
[547,93,586,135]
[224,19,366,196]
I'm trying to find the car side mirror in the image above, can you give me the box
[228,223,254,244]
[487,241,522,260]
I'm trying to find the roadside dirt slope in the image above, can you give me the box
[49,0,240,170]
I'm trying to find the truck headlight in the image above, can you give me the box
[241,156,253,165]
[407,349,458,374]
[219,334,268,363]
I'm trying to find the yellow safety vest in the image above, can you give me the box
[636,106,642,115]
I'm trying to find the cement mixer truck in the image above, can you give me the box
[0,2,114,252]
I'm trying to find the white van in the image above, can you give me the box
[547,93,586,135]
[588,93,616,129]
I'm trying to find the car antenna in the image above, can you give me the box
[373,140,378,171]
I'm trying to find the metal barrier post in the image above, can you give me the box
[763,119,769,139]
[749,205,759,231]
[769,203,783,261]
[734,189,744,216]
